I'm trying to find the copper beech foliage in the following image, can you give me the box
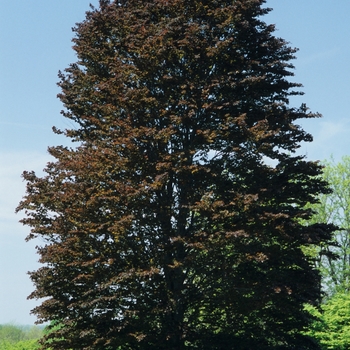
[17,0,335,349]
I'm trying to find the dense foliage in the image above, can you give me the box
[0,325,41,350]
[18,0,335,349]
[304,156,350,295]
[301,157,350,349]
[0,340,39,350]
[305,293,350,350]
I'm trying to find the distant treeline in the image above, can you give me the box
[0,324,42,350]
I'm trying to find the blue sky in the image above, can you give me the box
[0,0,349,325]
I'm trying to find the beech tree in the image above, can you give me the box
[18,0,335,349]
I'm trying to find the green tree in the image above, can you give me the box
[305,292,350,350]
[0,325,41,350]
[0,325,23,343]
[306,156,350,294]
[22,326,43,342]
[17,0,334,349]
[0,339,39,350]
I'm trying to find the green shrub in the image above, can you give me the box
[0,339,39,350]
[0,325,42,350]
[305,293,350,349]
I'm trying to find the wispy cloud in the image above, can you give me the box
[297,47,340,67]
[317,119,350,141]
[300,119,350,161]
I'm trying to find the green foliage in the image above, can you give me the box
[0,339,39,350]
[17,0,335,349]
[0,325,41,350]
[0,325,23,343]
[305,293,350,349]
[302,157,350,348]
[0,325,42,343]
[304,156,350,294]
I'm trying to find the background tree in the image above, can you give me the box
[305,156,350,295]
[0,339,39,350]
[302,157,350,349]
[0,324,42,350]
[0,326,23,344]
[18,0,335,349]
[304,292,350,350]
